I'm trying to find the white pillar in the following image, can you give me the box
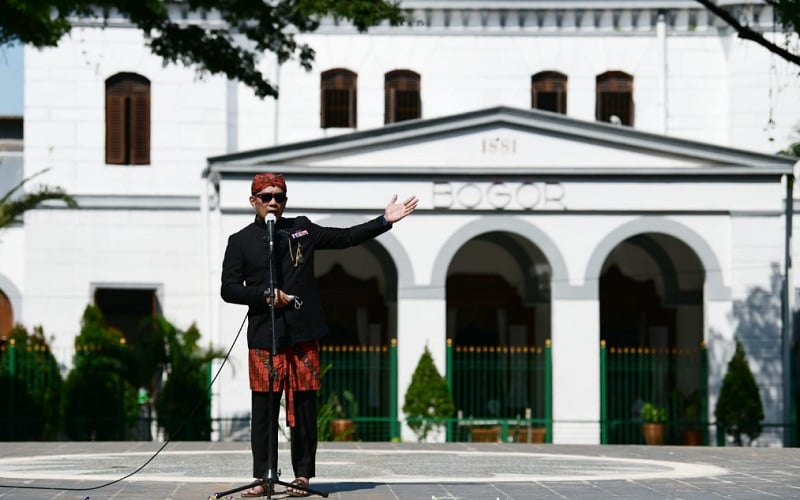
[396,287,446,442]
[551,297,601,444]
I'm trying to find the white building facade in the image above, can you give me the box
[2,0,799,444]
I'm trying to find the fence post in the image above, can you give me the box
[600,340,607,444]
[390,338,399,441]
[791,342,797,446]
[700,342,709,444]
[545,339,552,443]
[6,339,16,439]
[446,338,454,442]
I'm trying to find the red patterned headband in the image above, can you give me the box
[251,173,287,195]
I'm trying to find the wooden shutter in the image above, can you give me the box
[129,84,150,165]
[385,70,420,124]
[105,73,151,165]
[321,69,357,128]
[106,93,127,164]
[531,71,567,114]
[596,71,633,125]
[0,291,12,339]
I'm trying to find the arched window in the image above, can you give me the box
[531,71,567,114]
[321,68,357,128]
[385,70,421,124]
[596,71,633,126]
[105,73,150,165]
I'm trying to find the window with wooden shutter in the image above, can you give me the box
[531,71,567,114]
[321,69,357,128]
[105,73,151,165]
[385,70,421,124]
[596,71,633,126]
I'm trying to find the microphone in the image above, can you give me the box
[265,213,276,251]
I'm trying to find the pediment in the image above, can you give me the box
[208,107,794,176]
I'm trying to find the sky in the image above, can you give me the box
[0,43,23,116]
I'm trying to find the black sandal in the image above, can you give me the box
[241,482,273,497]
[286,477,310,497]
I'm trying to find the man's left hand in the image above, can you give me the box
[384,194,419,223]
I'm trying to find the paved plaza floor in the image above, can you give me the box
[0,441,799,499]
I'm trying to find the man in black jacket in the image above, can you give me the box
[221,173,417,496]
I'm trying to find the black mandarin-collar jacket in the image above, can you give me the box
[221,214,391,349]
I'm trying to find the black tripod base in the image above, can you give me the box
[212,477,328,499]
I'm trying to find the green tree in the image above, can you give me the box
[696,0,800,66]
[0,166,77,230]
[0,0,406,99]
[714,338,765,446]
[0,324,63,440]
[403,346,455,442]
[61,305,139,440]
[152,316,222,440]
[779,126,800,156]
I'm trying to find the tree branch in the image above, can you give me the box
[695,0,800,66]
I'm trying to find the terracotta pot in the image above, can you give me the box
[471,425,500,443]
[330,419,355,441]
[516,427,547,443]
[642,423,665,445]
[681,429,702,446]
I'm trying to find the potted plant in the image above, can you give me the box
[327,390,357,441]
[679,390,703,446]
[641,402,668,445]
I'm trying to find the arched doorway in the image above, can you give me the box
[0,290,12,339]
[446,231,552,442]
[315,240,396,441]
[600,233,705,444]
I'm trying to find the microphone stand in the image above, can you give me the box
[212,214,327,499]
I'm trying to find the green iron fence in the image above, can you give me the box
[1,339,63,440]
[447,339,552,443]
[792,342,798,447]
[319,341,396,442]
[1,340,214,441]
[600,341,709,445]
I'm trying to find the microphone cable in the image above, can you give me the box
[0,311,249,494]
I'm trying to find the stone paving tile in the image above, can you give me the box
[0,442,799,499]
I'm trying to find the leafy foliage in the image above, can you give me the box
[0,166,77,230]
[714,338,764,446]
[153,317,222,440]
[403,346,455,442]
[0,0,406,98]
[0,324,63,440]
[61,305,139,440]
[695,0,800,66]
[641,402,668,424]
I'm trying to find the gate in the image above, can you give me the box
[319,341,395,441]
[600,341,708,445]
[447,339,552,442]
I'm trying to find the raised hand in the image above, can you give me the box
[384,194,419,223]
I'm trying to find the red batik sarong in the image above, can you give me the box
[248,340,321,427]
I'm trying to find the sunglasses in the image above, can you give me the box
[255,192,287,203]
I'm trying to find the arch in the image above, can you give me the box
[431,217,569,295]
[584,218,730,300]
[313,214,415,293]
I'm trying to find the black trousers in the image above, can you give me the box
[251,390,317,480]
